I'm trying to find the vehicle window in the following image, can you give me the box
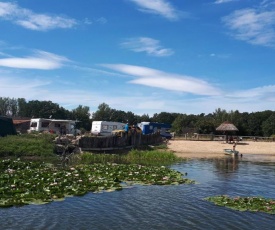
[41,122,49,128]
[30,122,37,127]
[113,125,117,130]
[102,125,108,130]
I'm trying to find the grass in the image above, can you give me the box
[0,133,56,157]
[79,146,182,166]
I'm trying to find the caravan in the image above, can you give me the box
[91,121,126,136]
[28,118,80,135]
[137,122,172,139]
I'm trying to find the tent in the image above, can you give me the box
[216,121,238,143]
[0,116,17,137]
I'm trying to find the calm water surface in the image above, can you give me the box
[1,157,275,230]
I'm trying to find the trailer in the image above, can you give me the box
[91,121,126,136]
[137,122,172,139]
[28,118,80,135]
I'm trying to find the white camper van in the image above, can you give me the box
[91,121,125,136]
[28,118,80,135]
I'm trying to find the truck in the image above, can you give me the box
[137,122,172,139]
[91,121,126,136]
[28,118,80,135]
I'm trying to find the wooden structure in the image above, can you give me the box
[216,121,238,143]
[79,132,163,151]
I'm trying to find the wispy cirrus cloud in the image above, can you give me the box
[222,8,275,47]
[129,0,181,20]
[0,2,77,31]
[0,50,70,69]
[101,64,221,96]
[121,37,174,57]
[214,0,236,4]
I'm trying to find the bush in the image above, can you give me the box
[0,133,56,157]
[79,148,181,166]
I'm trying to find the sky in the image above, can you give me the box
[0,0,275,116]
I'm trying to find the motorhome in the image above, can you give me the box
[28,118,80,135]
[91,121,126,136]
[137,122,172,139]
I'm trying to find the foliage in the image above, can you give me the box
[2,97,275,137]
[0,134,56,157]
[0,159,194,208]
[71,105,91,131]
[205,195,275,215]
[79,148,181,166]
[261,113,275,137]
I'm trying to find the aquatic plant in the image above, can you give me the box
[205,195,275,215]
[0,159,194,208]
[80,149,182,166]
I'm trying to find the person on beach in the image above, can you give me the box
[233,141,236,151]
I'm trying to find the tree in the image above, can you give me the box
[262,113,275,137]
[152,112,179,124]
[0,97,9,116]
[17,98,28,117]
[71,105,91,131]
[92,103,112,121]
[195,118,216,134]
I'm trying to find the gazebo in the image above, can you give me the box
[216,121,238,143]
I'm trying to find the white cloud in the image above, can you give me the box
[121,37,174,57]
[101,64,221,96]
[222,8,275,47]
[214,0,235,4]
[0,51,70,69]
[0,2,77,31]
[129,0,180,20]
[226,85,275,101]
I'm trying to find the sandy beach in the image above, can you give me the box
[167,139,275,162]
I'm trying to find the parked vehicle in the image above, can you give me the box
[28,118,80,135]
[137,122,172,139]
[91,121,126,136]
[0,116,17,137]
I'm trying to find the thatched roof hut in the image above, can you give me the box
[216,121,238,143]
[216,121,238,132]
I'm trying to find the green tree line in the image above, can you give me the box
[1,97,275,137]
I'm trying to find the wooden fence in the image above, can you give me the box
[79,133,163,151]
[173,134,275,142]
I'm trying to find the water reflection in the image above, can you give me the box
[213,156,240,174]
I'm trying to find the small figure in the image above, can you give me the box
[233,141,236,151]
[124,123,129,132]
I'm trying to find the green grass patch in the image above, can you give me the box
[0,134,56,157]
[205,195,275,215]
[79,148,182,166]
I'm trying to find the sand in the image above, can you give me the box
[167,139,275,162]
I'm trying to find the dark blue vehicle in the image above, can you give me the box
[137,122,172,139]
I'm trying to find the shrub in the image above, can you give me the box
[0,134,56,157]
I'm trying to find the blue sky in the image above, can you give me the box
[0,0,275,116]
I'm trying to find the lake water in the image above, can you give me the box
[1,157,275,230]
